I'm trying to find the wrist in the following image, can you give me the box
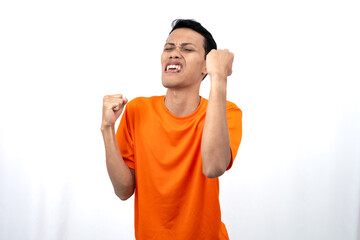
[209,73,227,81]
[210,75,227,93]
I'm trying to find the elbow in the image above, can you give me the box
[117,193,132,201]
[203,170,225,178]
[114,187,134,201]
[202,165,226,178]
[201,147,231,178]
[201,152,230,178]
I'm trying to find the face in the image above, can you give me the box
[161,28,207,89]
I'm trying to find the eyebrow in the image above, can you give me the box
[164,43,197,47]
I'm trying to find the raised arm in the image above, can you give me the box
[101,94,135,200]
[201,49,234,178]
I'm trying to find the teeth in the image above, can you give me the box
[166,64,181,71]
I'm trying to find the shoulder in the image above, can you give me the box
[226,100,242,114]
[126,96,163,107]
[125,96,163,114]
[122,96,163,123]
[201,97,242,114]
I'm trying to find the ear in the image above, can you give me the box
[200,68,207,80]
[202,68,207,75]
[202,61,208,76]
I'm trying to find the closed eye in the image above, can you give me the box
[163,46,195,52]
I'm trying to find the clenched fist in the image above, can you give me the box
[102,94,128,127]
[206,49,234,80]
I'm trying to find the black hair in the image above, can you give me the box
[169,19,217,59]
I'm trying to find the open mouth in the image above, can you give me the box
[165,63,182,73]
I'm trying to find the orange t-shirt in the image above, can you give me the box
[116,96,242,240]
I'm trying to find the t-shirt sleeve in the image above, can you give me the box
[115,103,135,169]
[226,102,243,170]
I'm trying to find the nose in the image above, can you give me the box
[169,48,181,59]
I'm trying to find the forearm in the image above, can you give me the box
[201,76,231,178]
[101,125,135,200]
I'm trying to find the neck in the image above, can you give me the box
[164,88,201,117]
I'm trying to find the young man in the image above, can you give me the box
[101,19,242,239]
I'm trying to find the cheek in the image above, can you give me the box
[192,57,206,70]
[161,51,169,61]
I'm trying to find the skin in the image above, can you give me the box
[101,27,234,200]
[101,95,135,200]
[161,28,207,117]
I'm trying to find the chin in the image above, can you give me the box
[162,79,177,89]
[161,75,181,88]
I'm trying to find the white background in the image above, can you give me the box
[1,0,359,239]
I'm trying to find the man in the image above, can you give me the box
[101,19,242,239]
